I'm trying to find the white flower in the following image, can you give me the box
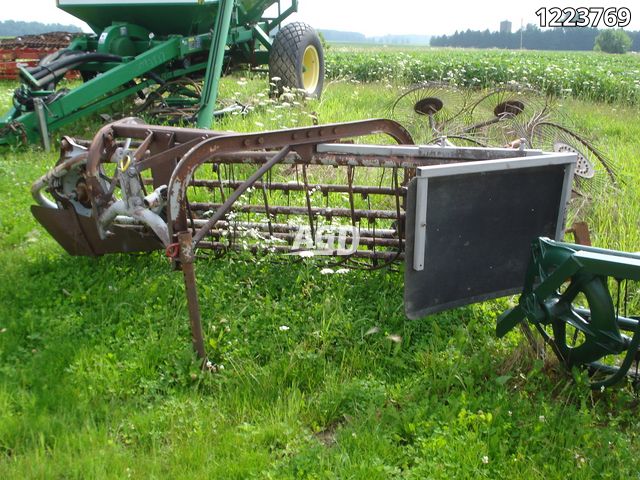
[364,326,380,336]
[335,268,350,274]
[320,268,334,275]
[278,325,290,331]
[482,456,489,464]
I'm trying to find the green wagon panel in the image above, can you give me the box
[57,0,221,36]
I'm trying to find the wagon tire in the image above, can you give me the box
[269,22,324,98]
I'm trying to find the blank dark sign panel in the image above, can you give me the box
[404,154,575,320]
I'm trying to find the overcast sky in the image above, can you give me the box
[2,1,638,37]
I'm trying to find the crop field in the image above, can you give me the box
[1,47,640,478]
[326,46,640,105]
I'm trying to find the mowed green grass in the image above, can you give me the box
[1,52,640,478]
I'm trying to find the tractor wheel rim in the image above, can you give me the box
[302,45,320,93]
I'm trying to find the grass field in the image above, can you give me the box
[1,47,640,478]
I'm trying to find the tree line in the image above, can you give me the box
[0,20,81,37]
[430,25,640,52]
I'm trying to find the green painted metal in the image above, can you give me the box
[58,1,224,36]
[2,0,295,146]
[497,237,640,388]
[197,0,234,128]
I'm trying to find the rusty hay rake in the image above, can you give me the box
[31,118,640,389]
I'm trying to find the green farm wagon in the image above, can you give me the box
[0,0,325,147]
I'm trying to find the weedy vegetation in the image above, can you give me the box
[1,47,640,478]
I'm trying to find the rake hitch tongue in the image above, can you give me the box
[497,237,640,388]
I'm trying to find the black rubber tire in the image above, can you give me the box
[269,22,324,98]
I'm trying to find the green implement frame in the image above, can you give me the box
[0,0,299,147]
[497,237,640,388]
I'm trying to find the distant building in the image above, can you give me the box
[500,20,512,34]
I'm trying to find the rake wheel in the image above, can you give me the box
[535,275,619,369]
[390,82,468,143]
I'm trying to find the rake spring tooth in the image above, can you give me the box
[301,165,315,240]
[261,184,274,237]
[215,167,226,202]
[347,166,356,226]
[191,170,198,195]
[372,218,377,252]
[393,167,404,249]
[185,199,197,235]
[377,167,386,189]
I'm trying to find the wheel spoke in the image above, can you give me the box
[566,309,590,331]
[558,277,587,304]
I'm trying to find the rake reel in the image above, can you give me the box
[390,83,618,196]
[31,117,638,389]
[389,82,469,140]
[524,120,618,197]
[32,118,418,262]
[30,118,549,354]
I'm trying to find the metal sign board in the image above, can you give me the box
[404,153,576,320]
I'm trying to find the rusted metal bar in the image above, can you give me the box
[189,179,403,196]
[198,241,404,260]
[201,229,403,248]
[111,217,400,239]
[178,231,207,361]
[568,221,592,246]
[188,203,404,221]
[202,152,456,168]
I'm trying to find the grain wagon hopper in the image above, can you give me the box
[30,118,640,388]
[0,0,324,147]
